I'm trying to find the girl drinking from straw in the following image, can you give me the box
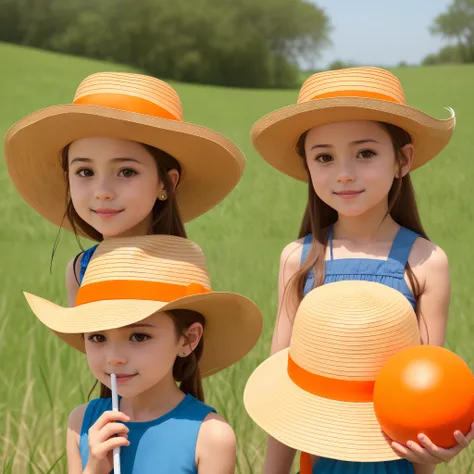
[23,234,262,473]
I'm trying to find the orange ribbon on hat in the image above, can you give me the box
[75,280,211,306]
[310,90,400,104]
[288,354,376,473]
[74,93,180,120]
[288,355,375,403]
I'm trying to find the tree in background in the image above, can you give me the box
[428,0,474,64]
[0,0,331,88]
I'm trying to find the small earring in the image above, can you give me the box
[158,190,168,201]
[181,351,187,356]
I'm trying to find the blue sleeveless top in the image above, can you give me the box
[300,225,418,474]
[73,245,98,285]
[79,394,216,473]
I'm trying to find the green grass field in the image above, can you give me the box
[1,41,473,473]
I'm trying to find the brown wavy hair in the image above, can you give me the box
[88,309,206,402]
[286,122,429,336]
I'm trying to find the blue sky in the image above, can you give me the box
[311,0,453,67]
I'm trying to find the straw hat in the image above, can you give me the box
[23,234,262,377]
[5,72,246,235]
[244,280,421,462]
[251,66,455,182]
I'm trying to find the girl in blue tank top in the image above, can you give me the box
[249,67,473,473]
[22,234,263,473]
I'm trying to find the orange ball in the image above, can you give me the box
[373,345,474,448]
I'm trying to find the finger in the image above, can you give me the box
[391,440,437,464]
[453,430,470,449]
[416,435,455,463]
[407,440,440,463]
[97,422,130,442]
[90,437,130,459]
[391,441,417,462]
[90,411,130,432]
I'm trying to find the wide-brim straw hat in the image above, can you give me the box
[244,280,421,462]
[251,67,455,182]
[5,72,246,236]
[23,234,262,377]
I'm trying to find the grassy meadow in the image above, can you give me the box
[0,42,473,473]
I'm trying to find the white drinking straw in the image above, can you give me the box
[111,373,121,474]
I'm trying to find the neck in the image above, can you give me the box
[119,372,185,422]
[102,213,154,240]
[333,200,398,243]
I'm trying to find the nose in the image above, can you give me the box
[106,345,127,367]
[336,159,356,184]
[94,176,116,201]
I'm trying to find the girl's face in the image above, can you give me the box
[68,137,178,238]
[84,311,203,398]
[304,121,413,217]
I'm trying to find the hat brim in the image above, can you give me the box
[5,104,246,237]
[243,348,401,462]
[251,97,455,182]
[24,290,262,378]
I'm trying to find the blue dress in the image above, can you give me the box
[79,394,215,473]
[300,225,418,474]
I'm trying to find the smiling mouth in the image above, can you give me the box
[93,209,124,217]
[334,190,364,197]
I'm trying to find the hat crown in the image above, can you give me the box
[297,67,406,105]
[82,234,211,288]
[73,72,184,121]
[289,281,420,381]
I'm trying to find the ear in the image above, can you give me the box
[396,144,414,178]
[167,169,180,190]
[177,322,203,357]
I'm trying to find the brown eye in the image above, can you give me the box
[357,149,376,159]
[130,333,150,342]
[77,168,94,177]
[119,168,137,178]
[315,154,333,163]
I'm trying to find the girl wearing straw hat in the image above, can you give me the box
[4,71,246,306]
[23,234,262,473]
[250,67,473,473]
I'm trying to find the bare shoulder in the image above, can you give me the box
[409,237,449,272]
[280,238,305,279]
[67,402,88,433]
[66,253,82,284]
[197,412,236,449]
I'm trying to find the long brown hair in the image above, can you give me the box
[88,309,206,402]
[60,142,186,242]
[287,122,428,329]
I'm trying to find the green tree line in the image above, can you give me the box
[0,0,331,88]
[423,0,474,65]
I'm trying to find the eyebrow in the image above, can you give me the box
[310,139,379,150]
[125,323,156,329]
[70,157,142,165]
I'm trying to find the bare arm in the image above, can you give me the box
[404,242,451,474]
[66,254,82,307]
[264,241,304,474]
[196,413,236,473]
[414,243,450,347]
[67,404,88,474]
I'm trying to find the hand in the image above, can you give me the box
[388,421,474,464]
[84,410,130,474]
